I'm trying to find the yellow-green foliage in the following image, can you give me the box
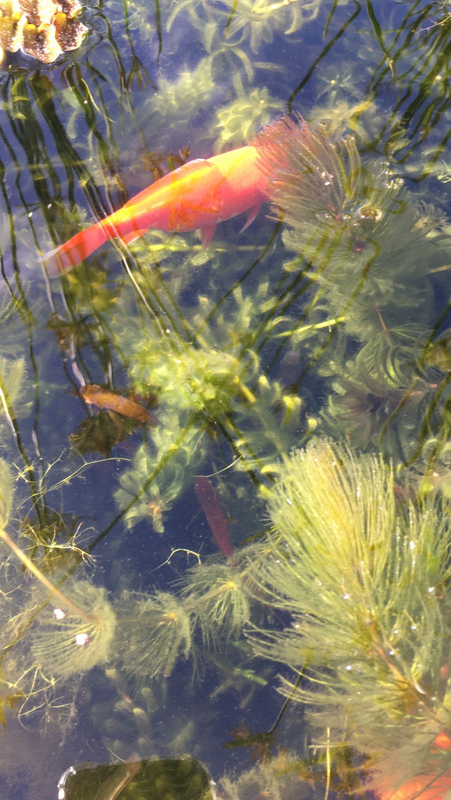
[256,117,450,339]
[219,752,311,800]
[140,57,217,140]
[211,82,282,149]
[114,417,207,532]
[31,580,117,678]
[0,357,27,419]
[244,441,451,770]
[0,459,13,528]
[220,0,321,51]
[325,326,450,461]
[181,563,251,647]
[167,0,327,56]
[117,591,192,679]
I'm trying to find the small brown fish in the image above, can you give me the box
[80,385,155,426]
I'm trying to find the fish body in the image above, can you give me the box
[194,476,234,559]
[81,384,155,426]
[380,772,451,800]
[45,144,270,275]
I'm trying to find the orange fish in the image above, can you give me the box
[80,385,155,426]
[45,144,270,276]
[380,772,451,800]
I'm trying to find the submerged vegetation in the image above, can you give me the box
[0,0,450,797]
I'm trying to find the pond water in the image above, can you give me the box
[0,0,450,798]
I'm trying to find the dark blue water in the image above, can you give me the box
[0,0,450,798]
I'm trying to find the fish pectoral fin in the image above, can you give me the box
[240,203,261,233]
[119,229,148,245]
[200,223,217,249]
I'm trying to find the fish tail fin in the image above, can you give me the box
[43,220,110,277]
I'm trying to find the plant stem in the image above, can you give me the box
[0,527,98,625]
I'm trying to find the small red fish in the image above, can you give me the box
[81,385,155,426]
[45,144,270,275]
[194,476,234,559]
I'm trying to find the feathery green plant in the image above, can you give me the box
[31,580,117,678]
[0,459,13,529]
[0,357,28,421]
[181,562,251,649]
[244,440,451,778]
[0,459,116,681]
[255,116,450,340]
[325,326,450,461]
[117,590,192,679]
[114,416,207,532]
[114,561,254,680]
[211,79,282,150]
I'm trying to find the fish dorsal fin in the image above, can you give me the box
[123,159,211,210]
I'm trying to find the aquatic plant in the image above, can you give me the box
[181,562,251,648]
[0,357,28,425]
[117,590,192,679]
[255,115,449,340]
[325,326,450,461]
[233,373,304,473]
[114,559,256,680]
[307,97,385,143]
[31,579,117,678]
[167,0,322,56]
[0,459,116,681]
[0,458,13,528]
[243,440,451,782]
[255,115,399,265]
[314,63,366,107]
[420,438,451,499]
[211,79,282,150]
[134,57,218,147]
[219,750,312,800]
[361,0,451,175]
[114,415,207,532]
[222,0,320,51]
